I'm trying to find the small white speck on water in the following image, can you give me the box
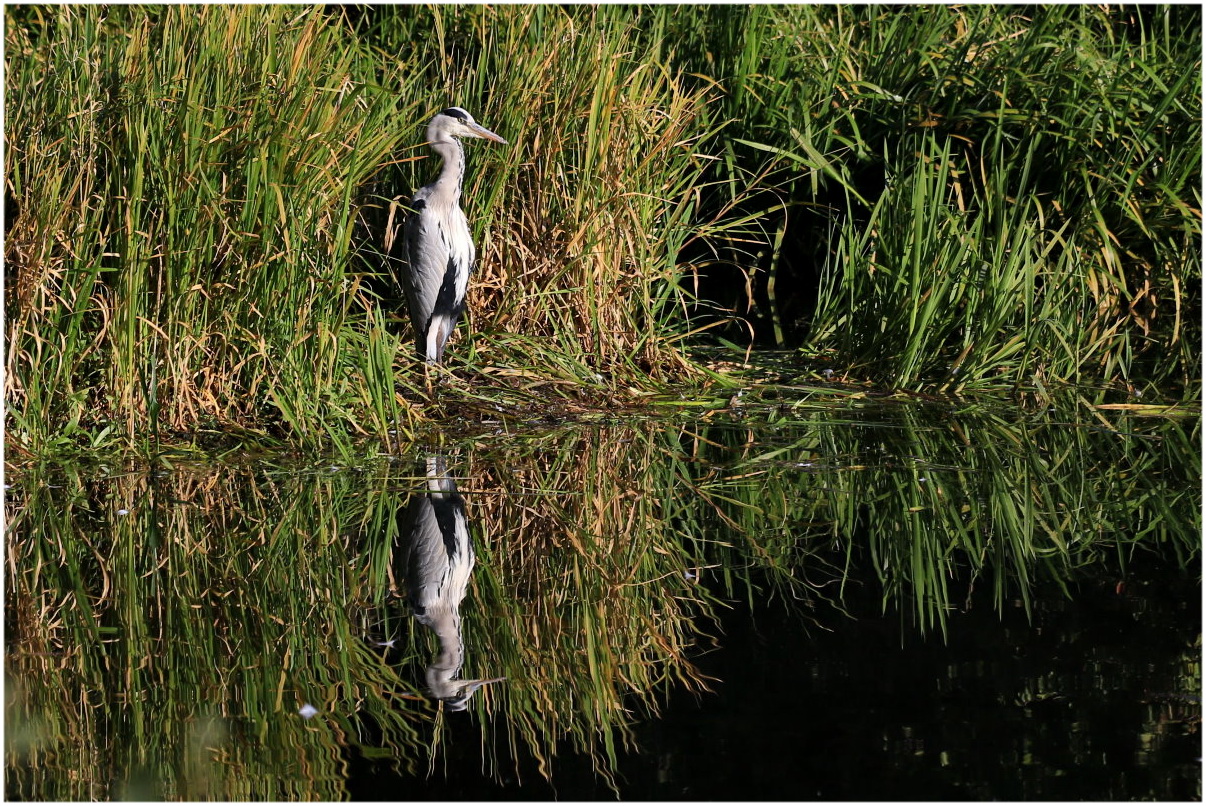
[299,704,318,719]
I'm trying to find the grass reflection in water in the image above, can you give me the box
[5,404,1199,799]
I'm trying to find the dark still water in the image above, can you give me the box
[6,404,1200,800]
[347,557,1200,801]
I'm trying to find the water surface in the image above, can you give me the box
[6,403,1200,800]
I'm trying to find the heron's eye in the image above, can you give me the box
[442,107,470,121]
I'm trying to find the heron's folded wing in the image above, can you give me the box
[401,202,450,330]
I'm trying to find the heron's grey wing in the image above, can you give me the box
[401,197,448,337]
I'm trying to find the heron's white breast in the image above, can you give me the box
[442,205,473,300]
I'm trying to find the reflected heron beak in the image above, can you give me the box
[440,677,507,712]
[460,676,507,692]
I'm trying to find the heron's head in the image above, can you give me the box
[426,107,507,146]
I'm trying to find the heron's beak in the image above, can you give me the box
[468,122,507,144]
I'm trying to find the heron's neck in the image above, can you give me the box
[430,139,465,203]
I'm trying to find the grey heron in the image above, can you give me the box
[400,107,507,364]
[393,455,504,711]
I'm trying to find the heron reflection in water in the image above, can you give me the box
[392,456,503,711]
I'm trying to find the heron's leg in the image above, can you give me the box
[420,348,449,397]
[423,362,435,396]
[424,325,441,365]
[427,315,455,365]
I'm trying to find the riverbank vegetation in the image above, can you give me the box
[5,5,1200,459]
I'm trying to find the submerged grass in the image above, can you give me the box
[5,5,1200,459]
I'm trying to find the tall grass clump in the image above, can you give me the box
[6,5,759,456]
[653,5,1201,399]
[5,5,415,456]
[356,5,738,389]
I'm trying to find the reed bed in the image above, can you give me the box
[5,5,1200,455]
[6,6,418,457]
[656,5,1200,398]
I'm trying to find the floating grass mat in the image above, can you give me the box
[5,361,1198,473]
